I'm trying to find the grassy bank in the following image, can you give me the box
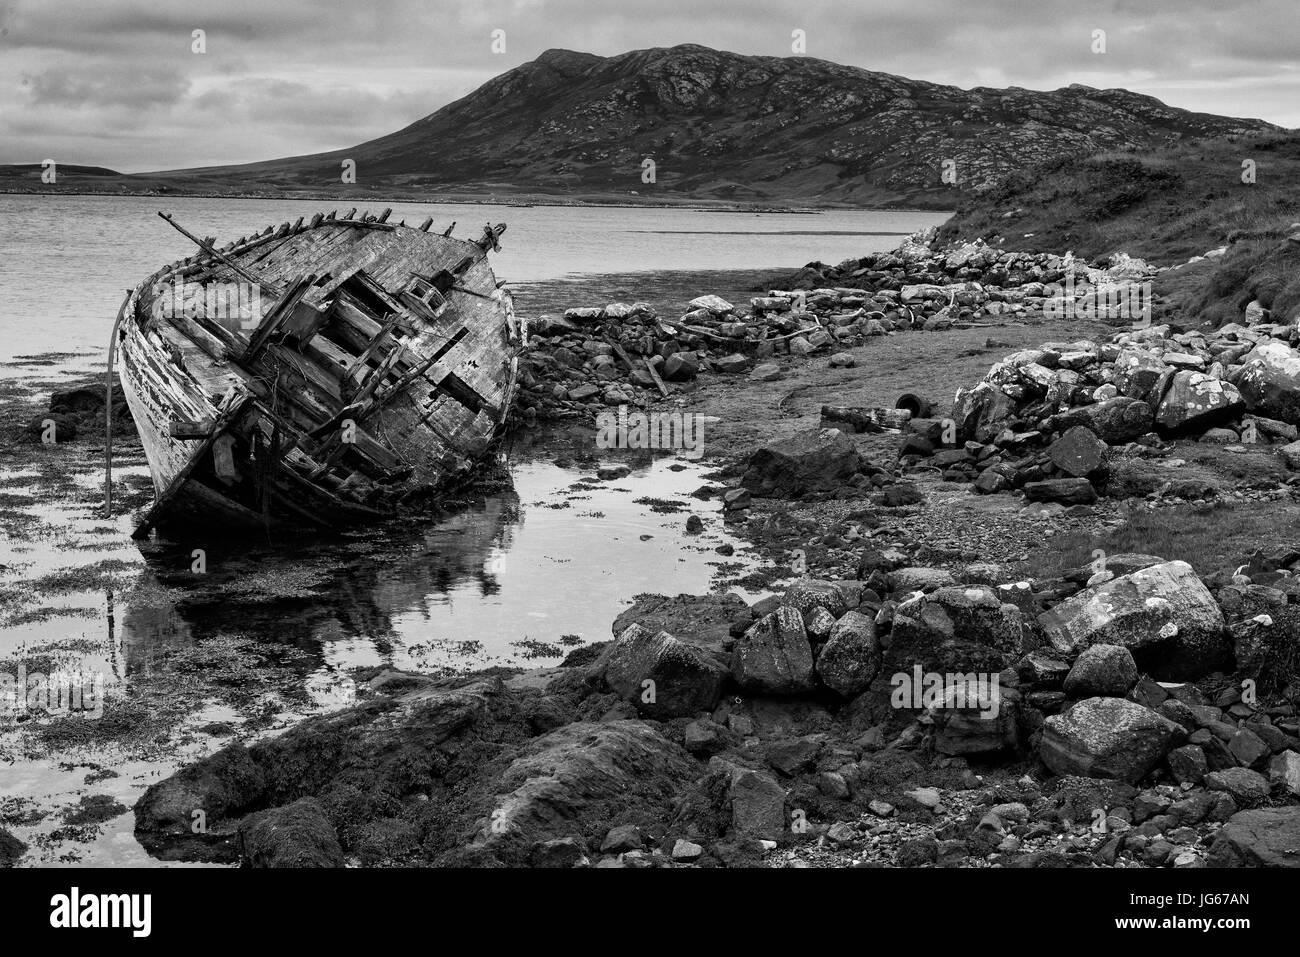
[938,130,1300,329]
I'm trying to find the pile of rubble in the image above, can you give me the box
[513,293,893,421]
[512,232,1159,422]
[901,311,1300,502]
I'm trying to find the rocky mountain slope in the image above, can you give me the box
[12,45,1279,207]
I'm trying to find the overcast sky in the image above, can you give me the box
[1,0,1295,172]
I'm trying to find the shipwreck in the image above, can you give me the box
[108,209,522,537]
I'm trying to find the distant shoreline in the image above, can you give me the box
[0,186,950,216]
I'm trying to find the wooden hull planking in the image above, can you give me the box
[116,212,520,535]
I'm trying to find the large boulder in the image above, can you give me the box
[891,586,1026,656]
[1204,767,1271,805]
[739,430,863,498]
[932,687,1021,756]
[728,769,787,840]
[599,624,729,719]
[0,828,26,867]
[1041,697,1186,783]
[688,295,733,315]
[1113,349,1168,400]
[1044,396,1154,444]
[1154,372,1245,434]
[952,381,1016,440]
[1048,426,1107,477]
[1023,478,1097,505]
[1037,560,1229,680]
[1237,340,1300,424]
[781,578,849,623]
[1232,607,1300,690]
[888,567,957,592]
[610,593,747,658]
[134,742,267,856]
[814,611,879,697]
[662,353,699,382]
[1062,644,1138,697]
[732,606,816,694]
[1206,807,1300,867]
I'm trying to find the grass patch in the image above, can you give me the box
[1024,500,1297,580]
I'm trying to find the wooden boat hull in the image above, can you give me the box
[116,211,521,535]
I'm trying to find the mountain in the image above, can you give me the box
[6,45,1283,207]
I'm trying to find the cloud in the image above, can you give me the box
[0,0,1294,171]
[21,65,191,109]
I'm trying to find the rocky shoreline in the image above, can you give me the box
[108,228,1300,869]
[513,232,1160,424]
[124,548,1300,869]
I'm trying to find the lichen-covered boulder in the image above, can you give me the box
[1041,697,1186,783]
[1038,560,1229,680]
[1154,371,1245,434]
[1062,644,1139,698]
[1237,340,1300,425]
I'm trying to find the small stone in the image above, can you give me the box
[1204,767,1271,805]
[1167,745,1208,785]
[826,822,856,843]
[906,787,942,810]
[600,824,643,854]
[1268,750,1300,797]
[1227,728,1270,769]
[671,839,703,862]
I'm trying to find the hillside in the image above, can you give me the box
[937,130,1300,328]
[2,45,1281,207]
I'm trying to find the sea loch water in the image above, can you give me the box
[0,194,949,364]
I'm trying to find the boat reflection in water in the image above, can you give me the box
[119,484,521,675]
[116,455,758,678]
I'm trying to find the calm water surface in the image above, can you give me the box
[0,194,949,364]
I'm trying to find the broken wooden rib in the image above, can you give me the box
[116,211,521,535]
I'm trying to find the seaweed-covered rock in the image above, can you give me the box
[238,798,344,868]
[0,828,26,867]
[598,624,728,719]
[479,720,696,853]
[739,430,863,497]
[732,606,816,694]
[814,611,879,697]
